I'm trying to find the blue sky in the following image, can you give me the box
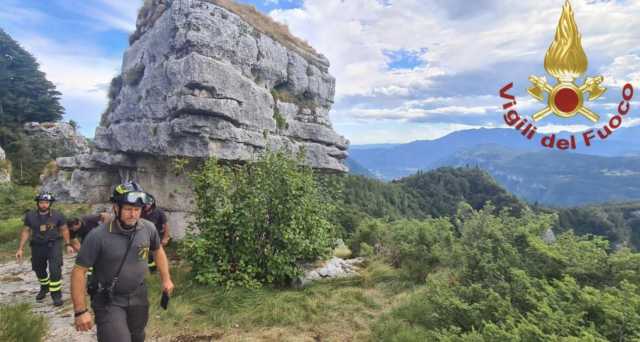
[1,0,639,144]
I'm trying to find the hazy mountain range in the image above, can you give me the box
[348,126,640,206]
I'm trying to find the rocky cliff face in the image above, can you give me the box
[42,0,349,238]
[0,145,9,183]
[97,0,347,169]
[24,122,91,157]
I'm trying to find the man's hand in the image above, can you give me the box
[74,311,93,332]
[99,212,113,223]
[15,248,23,262]
[162,279,175,296]
[161,236,170,247]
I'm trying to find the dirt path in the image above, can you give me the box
[0,254,96,341]
[0,255,186,342]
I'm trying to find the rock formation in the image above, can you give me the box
[42,0,349,237]
[0,145,9,183]
[23,122,91,158]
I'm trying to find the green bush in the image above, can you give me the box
[350,217,455,282]
[0,217,22,244]
[349,218,388,257]
[385,219,454,282]
[0,184,35,220]
[0,303,47,342]
[181,150,337,288]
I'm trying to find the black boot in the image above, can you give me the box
[51,291,63,307]
[35,285,48,301]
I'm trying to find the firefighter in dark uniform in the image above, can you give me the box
[71,182,175,342]
[15,192,73,306]
[141,194,170,272]
[67,213,112,280]
[67,212,112,252]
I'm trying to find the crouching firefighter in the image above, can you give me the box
[15,192,73,306]
[71,181,175,342]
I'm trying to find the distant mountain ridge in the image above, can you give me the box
[348,126,640,206]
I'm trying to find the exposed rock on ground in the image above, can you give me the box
[298,257,365,287]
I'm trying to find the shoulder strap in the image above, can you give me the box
[111,222,138,287]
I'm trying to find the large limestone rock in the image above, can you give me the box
[96,0,347,169]
[0,145,9,183]
[42,0,349,238]
[23,122,91,158]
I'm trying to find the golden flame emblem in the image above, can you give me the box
[528,0,606,122]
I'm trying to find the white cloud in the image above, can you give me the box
[270,0,640,130]
[341,122,488,144]
[7,31,121,137]
[537,124,594,134]
[335,94,499,121]
[17,34,121,101]
[4,0,640,144]
[54,0,140,32]
[0,1,48,25]
[600,54,640,88]
[622,117,640,128]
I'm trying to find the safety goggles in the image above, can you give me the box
[36,194,55,201]
[122,191,153,206]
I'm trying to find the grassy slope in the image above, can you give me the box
[144,259,411,341]
[0,184,412,340]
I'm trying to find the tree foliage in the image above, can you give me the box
[0,29,65,185]
[552,203,640,250]
[368,206,640,341]
[0,29,63,125]
[398,167,526,218]
[338,168,527,239]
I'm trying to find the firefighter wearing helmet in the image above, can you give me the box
[16,191,73,306]
[70,181,175,342]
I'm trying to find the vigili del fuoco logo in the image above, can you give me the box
[499,0,634,150]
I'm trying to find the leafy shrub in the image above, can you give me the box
[0,184,35,220]
[371,206,640,341]
[181,150,337,288]
[350,217,455,282]
[385,219,454,282]
[0,217,22,244]
[349,218,388,257]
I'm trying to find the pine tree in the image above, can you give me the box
[0,28,64,124]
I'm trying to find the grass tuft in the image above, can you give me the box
[0,303,47,342]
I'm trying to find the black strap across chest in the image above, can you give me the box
[110,221,138,289]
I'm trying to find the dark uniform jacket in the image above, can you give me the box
[23,210,66,245]
[70,214,102,241]
[141,208,168,235]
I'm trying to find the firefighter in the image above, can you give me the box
[71,181,174,342]
[141,194,170,272]
[15,192,73,306]
[67,212,112,252]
